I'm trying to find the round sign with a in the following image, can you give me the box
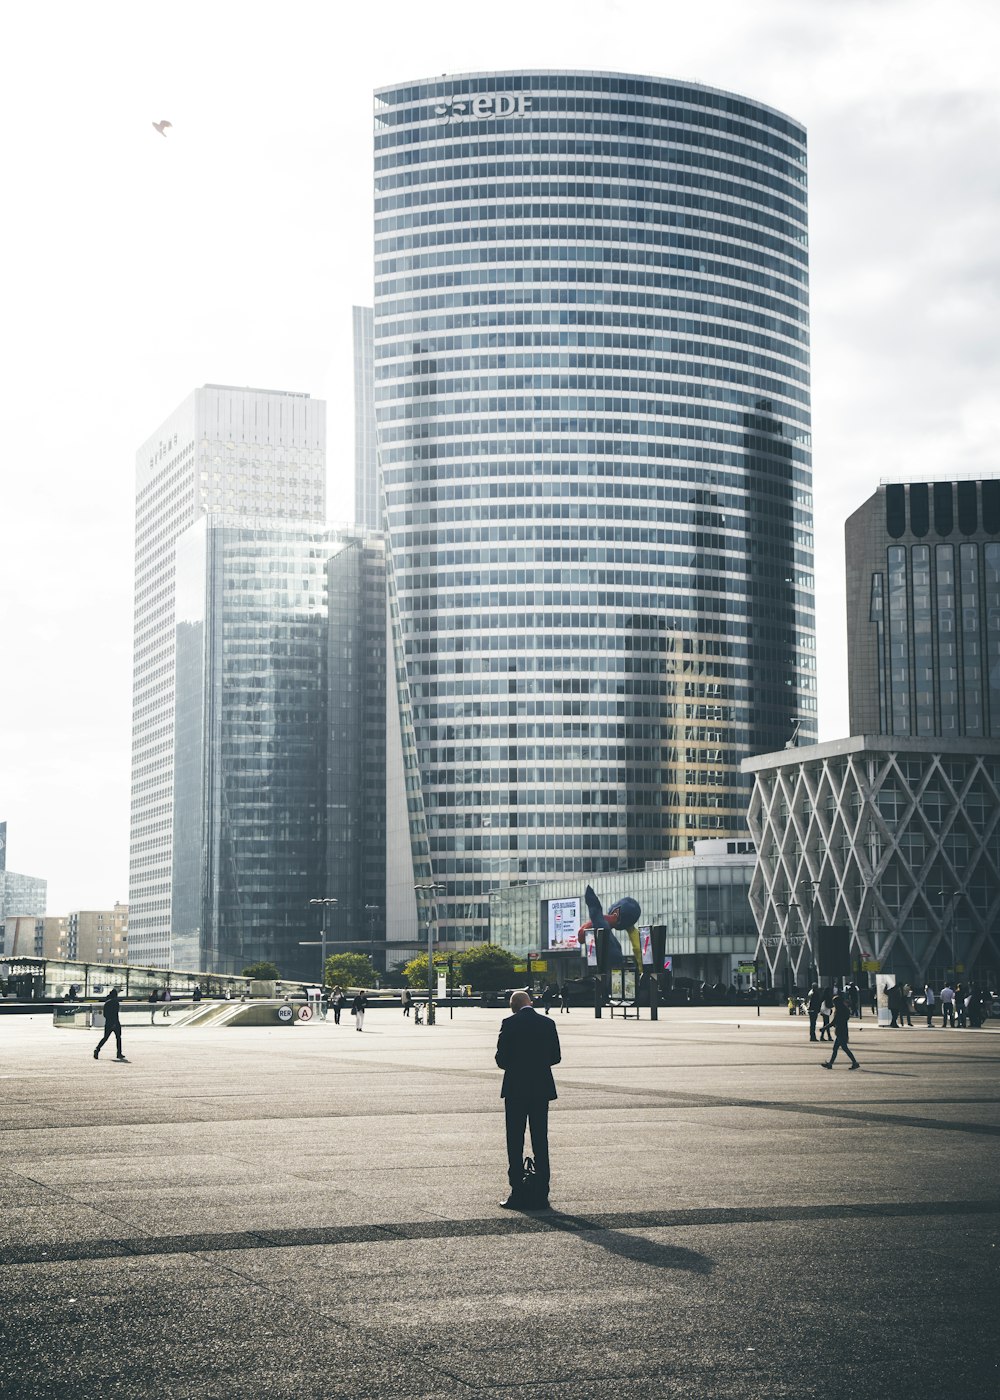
[297,1004,313,1021]
[277,1005,293,1023]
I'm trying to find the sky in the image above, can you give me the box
[1,0,998,911]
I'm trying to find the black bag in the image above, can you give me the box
[519,1156,545,1206]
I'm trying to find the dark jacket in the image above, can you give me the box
[352,993,367,1014]
[102,992,122,1027]
[495,1006,561,1101]
[832,997,851,1036]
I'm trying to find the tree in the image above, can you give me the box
[242,961,280,980]
[401,951,450,989]
[455,944,518,992]
[324,953,377,988]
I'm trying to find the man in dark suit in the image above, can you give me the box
[495,990,561,1210]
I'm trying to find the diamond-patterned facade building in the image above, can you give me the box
[744,735,1000,991]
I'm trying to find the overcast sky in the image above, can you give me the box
[1,0,997,911]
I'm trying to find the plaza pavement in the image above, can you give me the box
[1,1004,998,1399]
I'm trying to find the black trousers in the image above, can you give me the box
[829,1031,858,1067]
[96,1023,122,1056]
[505,1098,550,1190]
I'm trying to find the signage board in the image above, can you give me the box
[547,897,581,951]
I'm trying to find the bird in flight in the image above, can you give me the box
[152,120,172,137]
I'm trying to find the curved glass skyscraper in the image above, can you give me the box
[374,70,815,943]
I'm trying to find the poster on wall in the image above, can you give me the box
[875,973,896,1029]
[547,897,582,950]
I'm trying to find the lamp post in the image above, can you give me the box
[301,897,338,985]
[364,904,381,984]
[414,881,444,1025]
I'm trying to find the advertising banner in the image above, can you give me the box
[547,897,581,950]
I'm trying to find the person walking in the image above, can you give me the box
[402,988,412,1018]
[331,986,344,1025]
[352,989,367,1032]
[94,988,127,1062]
[495,990,561,1210]
[940,983,956,1028]
[923,984,936,1027]
[541,984,555,1016]
[807,985,822,1042]
[818,989,833,1042]
[821,993,859,1071]
[559,983,571,1014]
[955,984,967,1028]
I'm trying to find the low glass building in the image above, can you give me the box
[486,839,756,985]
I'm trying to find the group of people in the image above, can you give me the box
[539,983,572,1014]
[319,985,367,1030]
[886,980,993,1029]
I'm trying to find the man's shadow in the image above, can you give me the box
[532,1211,712,1274]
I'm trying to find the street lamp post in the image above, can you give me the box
[301,897,338,985]
[415,882,444,1024]
[364,904,381,983]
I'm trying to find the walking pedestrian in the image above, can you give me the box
[923,984,936,1027]
[94,988,127,1062]
[887,982,901,1028]
[821,993,859,1070]
[352,989,367,1032]
[940,983,955,1028]
[496,990,561,1210]
[541,984,555,1016]
[559,984,571,1014]
[148,987,159,1024]
[818,989,833,1042]
[402,989,412,1018]
[331,986,344,1025]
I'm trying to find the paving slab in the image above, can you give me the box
[0,1007,998,1398]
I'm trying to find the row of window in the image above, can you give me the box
[376,246,807,306]
[376,193,806,249]
[380,409,804,447]
[375,118,805,175]
[376,168,806,224]
[378,345,809,390]
[380,302,809,347]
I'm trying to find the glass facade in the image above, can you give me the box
[374,71,815,943]
[488,845,756,983]
[849,481,1000,739]
[131,387,326,967]
[170,519,386,981]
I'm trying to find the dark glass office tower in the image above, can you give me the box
[374,71,815,942]
[846,479,1000,738]
[171,519,386,979]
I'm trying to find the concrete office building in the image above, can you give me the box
[374,71,815,945]
[3,905,128,963]
[170,519,386,981]
[130,386,326,967]
[745,736,1000,990]
[744,477,1000,990]
[0,823,46,935]
[846,478,1000,739]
